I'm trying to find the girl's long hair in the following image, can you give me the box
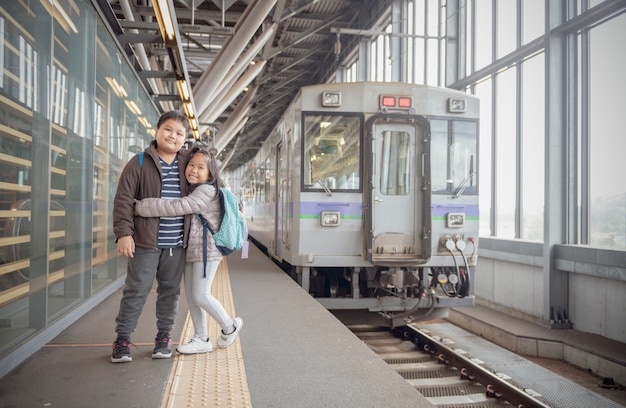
[188,147,224,196]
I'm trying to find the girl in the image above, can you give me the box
[134,148,243,354]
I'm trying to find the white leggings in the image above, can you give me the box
[184,260,234,339]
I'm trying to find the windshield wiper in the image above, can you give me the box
[310,165,332,196]
[452,155,474,199]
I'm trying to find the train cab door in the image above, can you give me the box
[365,116,431,265]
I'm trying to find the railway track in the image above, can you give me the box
[349,324,552,408]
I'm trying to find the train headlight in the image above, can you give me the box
[320,211,341,227]
[447,97,467,113]
[446,212,465,228]
[321,91,341,107]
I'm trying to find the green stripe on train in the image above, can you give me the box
[432,216,479,221]
[300,215,363,220]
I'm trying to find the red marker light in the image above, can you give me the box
[381,96,396,107]
[398,96,412,108]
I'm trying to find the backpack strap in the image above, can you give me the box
[196,213,214,277]
[135,152,144,199]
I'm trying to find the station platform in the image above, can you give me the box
[0,244,431,408]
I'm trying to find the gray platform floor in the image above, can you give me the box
[0,244,434,408]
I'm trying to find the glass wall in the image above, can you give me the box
[494,67,517,239]
[343,0,623,250]
[0,0,158,359]
[588,14,626,248]
[521,54,545,241]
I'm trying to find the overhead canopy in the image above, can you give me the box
[97,0,388,170]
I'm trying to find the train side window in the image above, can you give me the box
[303,114,361,191]
[431,119,478,196]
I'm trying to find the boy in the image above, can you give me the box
[111,110,191,363]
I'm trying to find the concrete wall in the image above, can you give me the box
[476,238,626,343]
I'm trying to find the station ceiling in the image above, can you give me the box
[97,0,390,171]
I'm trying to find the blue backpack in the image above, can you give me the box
[197,187,247,268]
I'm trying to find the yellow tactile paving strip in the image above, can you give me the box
[161,259,252,408]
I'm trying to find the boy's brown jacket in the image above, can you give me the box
[113,140,191,249]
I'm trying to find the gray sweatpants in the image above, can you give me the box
[114,247,185,339]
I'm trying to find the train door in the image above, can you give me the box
[366,116,431,265]
[274,141,283,258]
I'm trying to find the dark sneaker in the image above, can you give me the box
[152,333,172,359]
[111,339,132,363]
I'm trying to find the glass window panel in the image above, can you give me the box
[427,38,438,85]
[265,156,272,202]
[0,0,51,350]
[407,2,415,83]
[496,0,517,59]
[476,80,493,236]
[376,36,385,81]
[426,0,438,36]
[369,41,377,81]
[576,34,583,244]
[589,15,626,248]
[589,0,603,8]
[465,0,474,77]
[431,119,478,196]
[474,0,493,70]
[522,0,544,45]
[379,131,410,195]
[413,39,425,84]
[303,114,361,191]
[414,0,425,36]
[495,68,517,238]
[384,25,392,82]
[521,54,545,241]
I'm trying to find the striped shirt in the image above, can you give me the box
[157,156,184,248]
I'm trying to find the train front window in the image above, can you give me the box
[379,130,410,195]
[431,119,478,196]
[303,114,361,191]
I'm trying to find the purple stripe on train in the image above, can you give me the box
[431,204,479,217]
[300,201,363,217]
[300,202,479,217]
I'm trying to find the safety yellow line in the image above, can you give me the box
[161,259,252,408]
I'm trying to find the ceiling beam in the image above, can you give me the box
[138,70,177,79]
[130,5,244,23]
[264,14,344,60]
[118,33,163,44]
[119,19,234,35]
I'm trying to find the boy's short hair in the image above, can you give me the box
[157,110,190,133]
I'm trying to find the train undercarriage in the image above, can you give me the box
[292,265,474,327]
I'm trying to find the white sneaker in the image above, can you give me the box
[176,336,213,354]
[217,317,243,348]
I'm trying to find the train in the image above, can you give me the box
[238,82,479,327]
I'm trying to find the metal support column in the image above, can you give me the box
[542,0,572,329]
